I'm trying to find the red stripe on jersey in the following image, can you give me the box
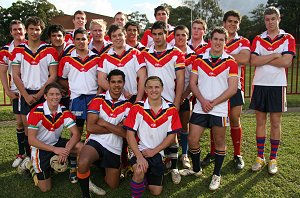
[255,35,290,51]
[195,42,211,55]
[140,29,151,46]
[59,55,100,74]
[102,48,139,67]
[166,31,175,43]
[185,53,196,66]
[225,37,250,53]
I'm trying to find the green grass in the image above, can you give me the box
[0,113,300,197]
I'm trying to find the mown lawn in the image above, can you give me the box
[0,113,299,197]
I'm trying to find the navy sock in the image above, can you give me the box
[180,132,188,155]
[189,147,201,172]
[16,128,25,155]
[213,150,226,176]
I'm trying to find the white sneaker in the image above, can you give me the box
[252,157,266,172]
[181,156,191,169]
[179,168,202,177]
[209,175,221,190]
[89,179,106,196]
[17,156,30,174]
[268,159,278,175]
[171,169,181,184]
[12,154,25,168]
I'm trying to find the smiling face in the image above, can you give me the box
[10,23,26,41]
[223,16,240,36]
[73,14,87,29]
[44,87,62,109]
[145,79,163,101]
[108,75,125,98]
[264,13,280,33]
[210,32,226,55]
[91,24,105,42]
[111,29,126,49]
[126,25,138,43]
[175,29,188,48]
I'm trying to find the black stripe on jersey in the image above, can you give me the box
[95,94,129,109]
[226,38,240,47]
[145,48,173,60]
[263,34,284,44]
[72,54,99,64]
[91,43,112,56]
[111,47,133,60]
[20,43,52,58]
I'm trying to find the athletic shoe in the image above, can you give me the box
[89,179,106,196]
[251,157,266,171]
[181,156,191,169]
[234,155,245,170]
[209,175,221,190]
[268,159,278,175]
[69,168,78,184]
[201,153,215,167]
[12,154,25,168]
[179,168,202,177]
[171,169,181,184]
[18,156,31,172]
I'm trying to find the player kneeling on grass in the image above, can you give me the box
[124,76,182,197]
[77,69,132,198]
[27,82,83,192]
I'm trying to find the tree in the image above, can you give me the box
[0,0,63,45]
[239,15,257,41]
[127,11,150,32]
[169,6,196,31]
[248,3,266,39]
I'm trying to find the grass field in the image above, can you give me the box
[0,113,299,197]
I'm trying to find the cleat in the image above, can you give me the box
[89,179,106,196]
[179,168,202,177]
[209,175,221,190]
[252,157,266,171]
[268,159,278,175]
[12,154,25,168]
[171,169,181,184]
[201,153,215,167]
[234,155,245,170]
[69,168,78,184]
[17,156,31,174]
[181,156,191,169]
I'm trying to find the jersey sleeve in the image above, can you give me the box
[140,29,151,47]
[228,58,238,77]
[0,46,9,66]
[133,49,146,72]
[191,56,201,75]
[63,111,76,129]
[87,97,102,114]
[10,47,23,66]
[123,104,140,132]
[240,37,251,51]
[167,106,182,135]
[58,57,69,79]
[282,34,296,56]
[27,109,42,130]
[251,36,260,56]
[96,54,107,73]
[47,47,59,66]
[175,49,185,71]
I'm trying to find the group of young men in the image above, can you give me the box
[0,4,296,197]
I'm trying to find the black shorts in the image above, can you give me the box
[12,97,21,114]
[189,113,229,128]
[20,89,45,115]
[230,89,244,107]
[179,98,191,112]
[86,139,120,169]
[31,138,68,180]
[130,153,164,186]
[60,96,70,110]
[249,85,287,112]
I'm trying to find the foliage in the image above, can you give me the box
[127,11,150,32]
[0,0,63,46]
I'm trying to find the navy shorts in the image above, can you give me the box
[31,138,68,180]
[179,98,191,112]
[230,89,244,107]
[20,89,45,115]
[86,139,121,169]
[249,85,287,112]
[12,97,21,114]
[70,94,96,120]
[189,113,229,128]
[130,153,164,186]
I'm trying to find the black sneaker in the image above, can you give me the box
[234,155,245,170]
[201,153,215,167]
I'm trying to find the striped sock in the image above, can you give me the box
[210,130,215,156]
[213,150,226,176]
[231,126,242,156]
[256,136,266,158]
[77,170,90,198]
[270,139,280,160]
[130,179,145,198]
[69,155,77,170]
[189,147,201,172]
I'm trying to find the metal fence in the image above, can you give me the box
[1,45,300,106]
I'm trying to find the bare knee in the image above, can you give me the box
[149,186,162,196]
[38,180,51,192]
[77,156,90,173]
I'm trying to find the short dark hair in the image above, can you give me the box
[264,6,280,17]
[107,69,125,82]
[25,16,45,30]
[73,10,86,19]
[174,25,189,36]
[125,21,140,33]
[73,28,87,38]
[114,12,127,19]
[47,24,66,38]
[210,26,228,41]
[145,76,164,87]
[44,82,63,95]
[107,24,125,39]
[223,10,241,22]
[9,20,24,32]
[151,21,167,34]
[154,5,170,17]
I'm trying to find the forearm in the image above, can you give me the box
[0,66,10,92]
[127,131,143,158]
[136,82,145,102]
[231,53,250,65]
[174,73,185,106]
[251,54,279,67]
[182,85,191,99]
[103,122,126,138]
[58,78,69,95]
[86,123,111,135]
[190,82,205,103]
[65,133,80,151]
[28,135,55,152]
[213,78,238,106]
[152,134,176,155]
[13,73,29,98]
[36,74,57,99]
[268,55,293,68]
